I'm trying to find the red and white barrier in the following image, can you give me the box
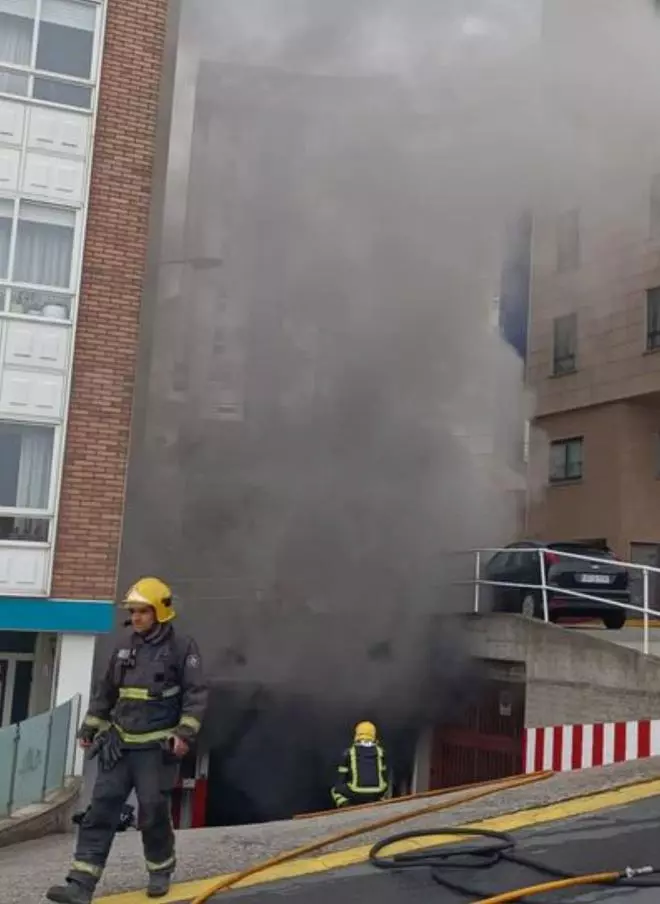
[524,720,660,773]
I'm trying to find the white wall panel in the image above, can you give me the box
[0,100,25,146]
[22,152,85,203]
[0,147,20,192]
[54,634,97,775]
[0,369,65,418]
[4,322,70,370]
[0,547,49,595]
[0,1,108,605]
[27,107,89,157]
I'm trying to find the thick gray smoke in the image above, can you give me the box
[122,0,533,688]
[116,0,660,816]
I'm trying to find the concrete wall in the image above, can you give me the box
[465,614,660,726]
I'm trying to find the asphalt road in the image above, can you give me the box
[213,796,660,903]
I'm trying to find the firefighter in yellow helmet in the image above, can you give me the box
[331,721,389,808]
[46,578,208,904]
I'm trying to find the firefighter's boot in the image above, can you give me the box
[45,879,94,904]
[147,871,172,898]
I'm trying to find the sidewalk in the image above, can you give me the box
[5,758,660,904]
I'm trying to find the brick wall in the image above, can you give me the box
[50,0,170,601]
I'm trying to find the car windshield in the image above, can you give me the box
[549,543,614,560]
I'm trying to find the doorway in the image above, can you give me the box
[0,632,37,727]
[428,659,526,789]
[0,656,35,727]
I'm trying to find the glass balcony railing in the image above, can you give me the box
[0,695,81,818]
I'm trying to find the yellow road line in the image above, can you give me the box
[96,777,660,904]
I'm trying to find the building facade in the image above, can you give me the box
[525,0,660,600]
[0,0,171,732]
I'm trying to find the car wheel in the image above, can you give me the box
[603,611,626,630]
[521,593,539,619]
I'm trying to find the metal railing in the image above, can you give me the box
[471,547,660,656]
[0,694,81,818]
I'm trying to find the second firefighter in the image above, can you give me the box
[331,721,389,808]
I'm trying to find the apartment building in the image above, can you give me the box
[525,11,660,603]
[0,0,171,732]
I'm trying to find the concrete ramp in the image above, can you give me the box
[464,614,660,727]
[576,624,660,658]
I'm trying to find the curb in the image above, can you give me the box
[293,772,548,821]
[0,778,81,849]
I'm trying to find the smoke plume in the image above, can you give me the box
[114,0,660,818]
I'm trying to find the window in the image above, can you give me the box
[0,199,75,320]
[647,287,660,350]
[0,631,36,653]
[556,208,580,272]
[0,0,97,109]
[36,0,95,79]
[0,1,34,75]
[14,202,75,286]
[0,514,49,540]
[171,361,189,395]
[651,174,660,239]
[0,421,54,542]
[0,199,11,280]
[0,422,54,509]
[549,437,583,483]
[552,313,577,375]
[654,432,660,478]
[11,660,33,723]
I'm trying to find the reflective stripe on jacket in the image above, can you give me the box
[337,742,388,794]
[81,624,208,747]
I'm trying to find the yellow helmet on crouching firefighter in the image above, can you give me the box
[122,577,176,624]
[354,721,377,743]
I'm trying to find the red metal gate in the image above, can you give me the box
[429,659,525,789]
[171,748,209,829]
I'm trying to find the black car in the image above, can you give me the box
[483,541,630,629]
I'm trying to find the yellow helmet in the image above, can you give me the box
[354,721,377,743]
[122,577,176,624]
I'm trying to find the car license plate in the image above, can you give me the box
[577,573,611,585]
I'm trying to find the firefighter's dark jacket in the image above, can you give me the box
[337,742,388,793]
[79,624,208,747]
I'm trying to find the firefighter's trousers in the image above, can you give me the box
[68,747,179,889]
[331,784,385,808]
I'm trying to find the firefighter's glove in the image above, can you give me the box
[89,726,123,772]
[77,724,98,746]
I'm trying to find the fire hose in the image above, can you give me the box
[189,773,548,903]
[187,772,660,904]
[369,827,659,902]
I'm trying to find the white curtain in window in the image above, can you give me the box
[14,205,75,288]
[15,427,53,510]
[0,0,34,93]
